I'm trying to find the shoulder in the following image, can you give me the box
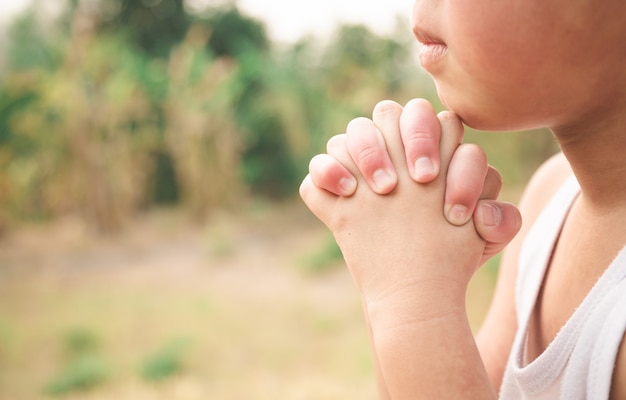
[516,151,573,225]
[502,151,573,281]
[503,150,573,283]
[503,151,573,277]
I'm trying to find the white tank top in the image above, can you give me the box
[499,175,626,399]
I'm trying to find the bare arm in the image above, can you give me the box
[302,102,498,398]
[365,110,496,399]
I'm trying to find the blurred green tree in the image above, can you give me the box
[198,6,303,198]
[203,5,269,57]
[0,1,557,234]
[4,8,62,72]
[5,31,157,232]
[162,26,244,219]
[321,23,424,108]
[98,0,190,58]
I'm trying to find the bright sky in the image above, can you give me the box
[0,1,28,22]
[0,0,414,42]
[237,0,414,42]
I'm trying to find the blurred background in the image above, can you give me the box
[0,0,559,399]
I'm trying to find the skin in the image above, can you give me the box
[414,0,626,396]
[413,0,626,132]
[304,99,522,399]
[300,102,500,398]
[301,0,626,397]
[307,99,522,263]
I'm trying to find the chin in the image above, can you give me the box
[452,109,505,131]
[437,89,541,132]
[438,94,494,131]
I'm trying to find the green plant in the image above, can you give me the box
[43,354,109,396]
[63,328,99,356]
[42,328,108,396]
[303,235,344,273]
[140,338,190,382]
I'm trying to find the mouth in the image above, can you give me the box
[418,42,448,70]
[413,29,448,71]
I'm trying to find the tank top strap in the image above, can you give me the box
[516,174,580,324]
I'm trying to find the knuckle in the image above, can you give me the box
[406,130,437,145]
[347,117,372,129]
[330,214,349,236]
[308,154,326,172]
[465,142,487,158]
[437,110,461,125]
[457,143,487,165]
[299,176,312,201]
[373,100,401,116]
[326,134,346,152]
[312,163,331,182]
[309,155,341,186]
[356,145,380,165]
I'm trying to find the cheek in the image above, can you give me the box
[448,5,541,83]
[437,7,567,129]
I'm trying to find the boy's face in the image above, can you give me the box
[412,0,626,131]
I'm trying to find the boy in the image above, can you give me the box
[299,0,626,398]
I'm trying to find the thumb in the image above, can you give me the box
[474,200,522,264]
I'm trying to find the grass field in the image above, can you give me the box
[0,202,497,400]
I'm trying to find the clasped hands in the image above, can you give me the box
[300,99,521,307]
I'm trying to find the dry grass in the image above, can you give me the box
[0,202,495,400]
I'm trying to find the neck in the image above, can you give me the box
[552,99,626,213]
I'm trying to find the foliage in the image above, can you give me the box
[203,5,269,57]
[90,0,190,59]
[4,7,63,72]
[0,2,557,233]
[3,32,158,231]
[63,328,100,355]
[44,354,109,396]
[139,338,190,382]
[43,328,108,396]
[302,234,345,274]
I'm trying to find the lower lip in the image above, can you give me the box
[418,43,447,71]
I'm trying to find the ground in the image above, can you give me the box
[0,201,496,400]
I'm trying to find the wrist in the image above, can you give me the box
[362,279,495,399]
[364,275,468,328]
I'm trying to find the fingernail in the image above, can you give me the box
[339,176,357,195]
[480,202,501,227]
[447,204,469,226]
[414,157,435,181]
[373,169,395,192]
